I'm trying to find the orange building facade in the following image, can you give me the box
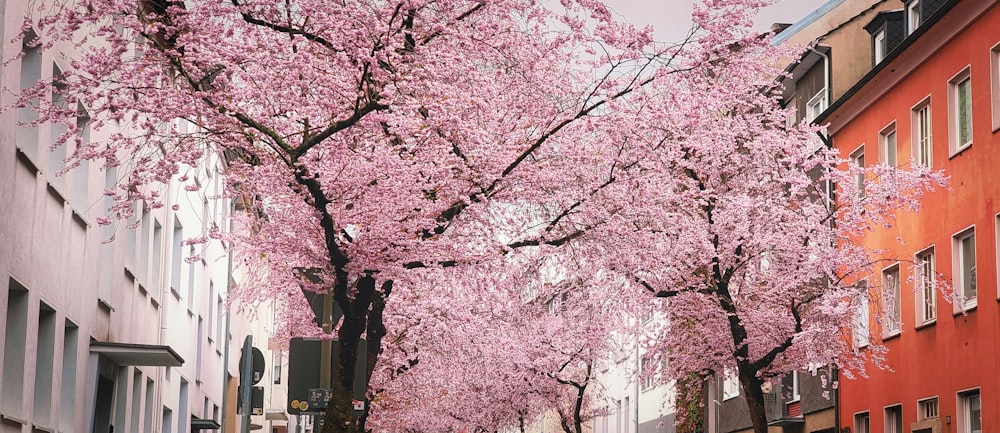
[820,1,1000,433]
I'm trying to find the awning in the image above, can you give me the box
[90,342,184,367]
[191,419,221,430]
[265,410,288,421]
[767,417,805,427]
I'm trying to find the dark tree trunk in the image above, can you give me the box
[738,361,768,433]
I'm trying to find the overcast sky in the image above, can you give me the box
[601,0,831,42]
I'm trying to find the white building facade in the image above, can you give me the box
[0,2,262,433]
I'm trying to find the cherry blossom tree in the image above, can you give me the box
[553,12,949,433]
[13,0,945,431]
[13,0,663,430]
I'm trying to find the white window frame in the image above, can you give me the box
[907,0,921,34]
[722,368,740,400]
[806,89,828,123]
[990,42,1000,132]
[884,404,903,433]
[915,247,937,327]
[879,122,898,168]
[850,145,866,201]
[948,66,973,155]
[855,411,871,433]
[790,370,800,402]
[911,96,932,167]
[874,29,887,64]
[640,356,655,392]
[952,227,977,313]
[853,281,870,349]
[881,264,901,337]
[918,396,939,421]
[957,389,981,433]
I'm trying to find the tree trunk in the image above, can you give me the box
[737,361,769,433]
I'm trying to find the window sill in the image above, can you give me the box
[948,142,972,159]
[170,287,181,300]
[914,319,936,330]
[953,304,977,316]
[881,331,901,341]
[1,412,26,426]
[15,147,40,174]
[97,297,115,312]
[71,210,89,230]
[33,423,56,433]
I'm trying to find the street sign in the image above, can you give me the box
[239,345,266,385]
[308,388,334,410]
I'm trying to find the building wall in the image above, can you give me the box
[827,2,1000,433]
[775,0,899,101]
[0,2,256,433]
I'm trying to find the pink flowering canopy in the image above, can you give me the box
[14,0,946,431]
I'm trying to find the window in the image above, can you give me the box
[850,146,866,200]
[881,264,901,336]
[60,321,79,432]
[179,379,190,433]
[949,68,973,154]
[641,356,655,391]
[912,98,932,167]
[806,89,828,123]
[172,217,184,293]
[854,282,870,348]
[162,407,173,433]
[855,412,871,433]
[874,30,887,63]
[207,282,215,343]
[138,207,151,279]
[790,370,800,401]
[990,43,1000,131]
[958,390,981,433]
[722,368,740,400]
[880,123,898,167]
[187,246,197,312]
[196,317,204,382]
[144,380,155,433]
[622,397,629,433]
[152,219,163,292]
[918,397,939,420]
[915,248,936,325]
[215,295,224,348]
[885,405,903,433]
[3,279,29,414]
[907,0,921,33]
[273,351,283,385]
[72,104,91,211]
[49,66,69,193]
[34,302,57,424]
[98,167,118,305]
[953,228,977,312]
[130,371,142,433]
[18,32,42,161]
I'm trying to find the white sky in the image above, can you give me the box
[601,0,831,42]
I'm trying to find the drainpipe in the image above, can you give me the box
[809,45,831,118]
[221,198,235,433]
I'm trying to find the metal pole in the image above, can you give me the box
[320,292,333,388]
[241,335,253,433]
[221,220,234,433]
